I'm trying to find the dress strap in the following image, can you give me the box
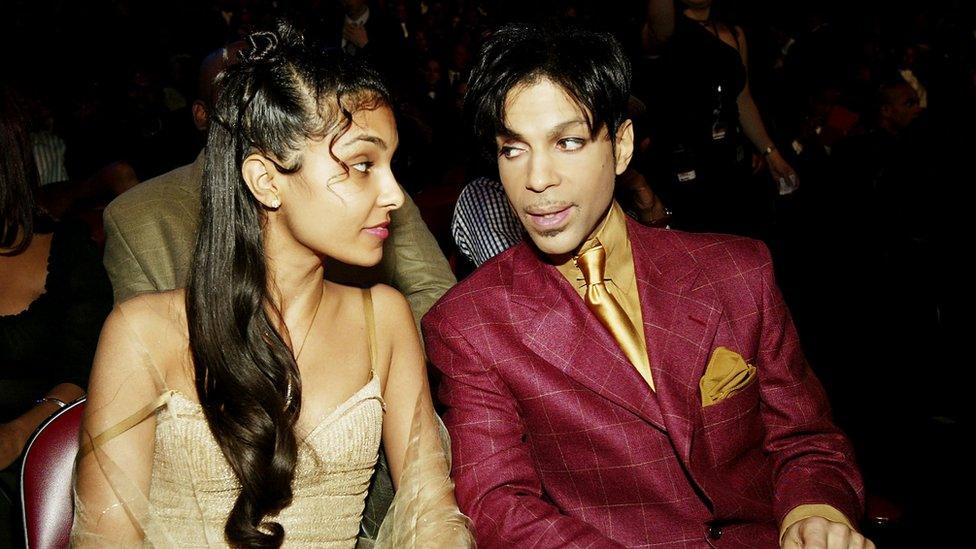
[78,390,176,458]
[362,288,377,376]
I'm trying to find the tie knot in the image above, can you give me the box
[576,242,607,286]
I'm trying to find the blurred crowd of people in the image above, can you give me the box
[2,0,973,546]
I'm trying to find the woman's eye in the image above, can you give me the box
[351,161,372,173]
[558,137,585,151]
[499,146,524,159]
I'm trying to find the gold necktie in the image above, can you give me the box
[577,242,655,390]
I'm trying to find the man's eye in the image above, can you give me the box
[351,161,372,173]
[558,137,585,151]
[499,146,525,159]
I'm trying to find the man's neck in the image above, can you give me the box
[684,7,711,22]
[347,5,368,19]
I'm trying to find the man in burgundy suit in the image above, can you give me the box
[422,23,871,549]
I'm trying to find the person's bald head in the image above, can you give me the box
[877,80,921,134]
[193,41,246,131]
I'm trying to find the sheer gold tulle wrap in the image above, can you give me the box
[368,389,472,549]
[70,296,473,548]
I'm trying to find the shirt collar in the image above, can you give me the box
[555,201,634,292]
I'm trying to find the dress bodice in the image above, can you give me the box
[148,377,383,548]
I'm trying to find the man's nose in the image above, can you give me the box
[525,151,558,193]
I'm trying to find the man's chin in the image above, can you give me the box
[526,229,582,257]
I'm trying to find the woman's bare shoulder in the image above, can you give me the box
[115,289,187,332]
[108,290,190,377]
[367,283,412,328]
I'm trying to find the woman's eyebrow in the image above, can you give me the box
[338,134,388,150]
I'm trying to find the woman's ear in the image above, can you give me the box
[242,154,282,209]
[614,119,635,176]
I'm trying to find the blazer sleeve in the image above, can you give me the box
[752,244,865,528]
[385,190,456,327]
[423,311,625,549]
[102,204,156,304]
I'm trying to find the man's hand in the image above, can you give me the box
[343,22,369,49]
[767,149,800,195]
[782,517,875,549]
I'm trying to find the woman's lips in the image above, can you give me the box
[364,222,390,239]
[526,206,572,230]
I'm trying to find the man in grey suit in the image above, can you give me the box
[101,44,455,544]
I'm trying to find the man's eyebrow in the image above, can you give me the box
[497,118,589,142]
[339,134,388,150]
[546,118,589,139]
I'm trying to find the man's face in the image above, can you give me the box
[884,85,922,131]
[495,78,632,256]
[341,0,368,16]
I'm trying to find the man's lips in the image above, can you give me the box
[363,221,390,239]
[525,205,573,229]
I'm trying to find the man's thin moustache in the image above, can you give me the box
[523,201,574,212]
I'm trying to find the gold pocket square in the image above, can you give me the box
[700,346,757,407]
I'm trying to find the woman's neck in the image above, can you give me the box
[263,225,326,331]
[684,7,712,22]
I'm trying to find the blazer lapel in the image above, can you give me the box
[629,221,723,472]
[510,244,665,431]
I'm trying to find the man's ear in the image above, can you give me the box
[191,100,209,132]
[614,119,635,175]
[241,154,282,209]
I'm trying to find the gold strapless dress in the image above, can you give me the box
[147,377,383,548]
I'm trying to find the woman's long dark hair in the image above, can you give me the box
[0,86,41,255]
[185,20,391,548]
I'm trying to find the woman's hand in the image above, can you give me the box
[0,384,82,470]
[766,149,800,195]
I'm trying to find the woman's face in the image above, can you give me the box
[275,104,403,267]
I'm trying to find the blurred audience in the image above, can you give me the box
[0,85,112,547]
[638,0,797,238]
[1,1,971,545]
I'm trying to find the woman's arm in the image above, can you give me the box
[0,383,84,470]
[374,284,474,547]
[734,26,799,192]
[375,284,431,488]
[72,304,161,546]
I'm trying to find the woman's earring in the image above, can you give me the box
[269,191,281,209]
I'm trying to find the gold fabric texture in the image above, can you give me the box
[147,380,383,547]
[556,202,653,389]
[699,346,757,406]
[576,240,655,391]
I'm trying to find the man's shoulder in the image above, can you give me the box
[632,225,772,272]
[104,161,201,225]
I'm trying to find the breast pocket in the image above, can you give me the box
[700,376,763,467]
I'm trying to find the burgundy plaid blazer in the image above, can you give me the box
[422,219,864,548]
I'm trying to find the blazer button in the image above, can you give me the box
[707,524,723,540]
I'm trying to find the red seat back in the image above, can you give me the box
[20,398,85,549]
